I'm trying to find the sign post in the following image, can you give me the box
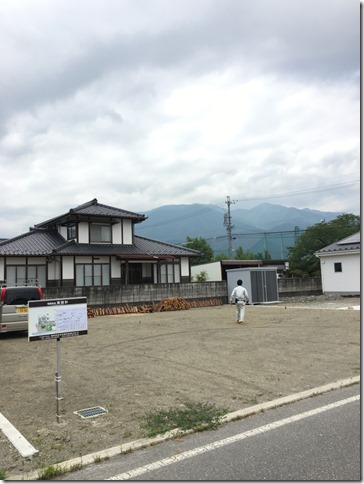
[56,338,61,423]
[28,297,88,423]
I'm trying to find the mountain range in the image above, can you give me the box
[135,202,342,259]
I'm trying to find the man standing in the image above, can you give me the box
[230,279,249,324]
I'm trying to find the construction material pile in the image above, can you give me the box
[87,298,223,318]
[157,297,190,311]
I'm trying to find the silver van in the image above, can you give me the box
[0,286,43,333]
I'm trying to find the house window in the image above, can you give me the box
[67,224,77,240]
[76,263,110,286]
[6,265,46,287]
[90,224,112,243]
[334,262,342,273]
[160,262,180,283]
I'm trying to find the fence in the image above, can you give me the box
[42,278,322,308]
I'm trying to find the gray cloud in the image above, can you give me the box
[0,0,359,237]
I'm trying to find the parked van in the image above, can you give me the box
[0,285,43,334]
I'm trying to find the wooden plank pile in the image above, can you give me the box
[156,297,190,312]
[87,297,223,318]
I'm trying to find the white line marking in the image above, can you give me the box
[107,395,359,480]
[0,413,38,458]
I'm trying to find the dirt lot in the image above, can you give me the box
[0,296,360,478]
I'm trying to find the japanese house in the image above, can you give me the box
[0,199,200,288]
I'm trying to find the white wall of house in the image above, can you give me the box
[123,219,133,244]
[62,256,74,280]
[79,222,89,243]
[59,226,67,239]
[111,257,121,279]
[180,257,190,277]
[112,222,122,244]
[319,252,360,294]
[191,262,222,281]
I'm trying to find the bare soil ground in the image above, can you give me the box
[0,296,360,478]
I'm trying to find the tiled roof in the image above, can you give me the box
[0,230,200,258]
[134,236,200,257]
[0,229,67,255]
[316,231,361,255]
[52,236,200,258]
[70,199,146,220]
[36,199,146,228]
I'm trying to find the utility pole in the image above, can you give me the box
[224,196,235,259]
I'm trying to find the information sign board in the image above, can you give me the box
[28,297,87,341]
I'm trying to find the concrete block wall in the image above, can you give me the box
[43,282,229,308]
[42,278,322,307]
[278,277,322,296]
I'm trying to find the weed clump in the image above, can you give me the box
[141,401,228,438]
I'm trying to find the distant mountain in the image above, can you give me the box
[136,204,260,243]
[135,202,343,259]
[233,203,342,232]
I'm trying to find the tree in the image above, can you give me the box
[288,214,360,277]
[214,253,229,261]
[234,246,256,260]
[193,270,208,282]
[185,236,214,266]
[255,250,272,260]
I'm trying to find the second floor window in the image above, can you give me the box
[67,224,77,240]
[90,224,111,243]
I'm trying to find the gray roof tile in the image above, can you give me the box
[52,236,199,258]
[0,229,66,255]
[316,231,361,254]
[0,231,199,258]
[36,199,146,228]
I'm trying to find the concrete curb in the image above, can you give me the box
[7,375,360,481]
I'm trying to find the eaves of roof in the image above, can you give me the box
[315,245,360,257]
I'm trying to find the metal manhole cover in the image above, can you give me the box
[74,406,108,419]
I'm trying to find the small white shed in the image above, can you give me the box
[315,232,360,295]
[226,267,279,304]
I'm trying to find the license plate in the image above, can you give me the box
[16,307,28,313]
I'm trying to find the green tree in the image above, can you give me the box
[234,246,256,260]
[255,250,272,260]
[185,236,214,266]
[193,270,208,282]
[213,252,229,261]
[288,214,360,277]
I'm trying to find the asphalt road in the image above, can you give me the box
[58,383,360,481]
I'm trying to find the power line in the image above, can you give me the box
[233,180,359,204]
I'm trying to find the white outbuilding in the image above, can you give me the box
[315,232,360,295]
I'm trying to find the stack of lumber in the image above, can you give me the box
[87,297,223,318]
[156,297,190,312]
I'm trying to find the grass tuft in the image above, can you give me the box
[38,464,64,480]
[140,401,228,438]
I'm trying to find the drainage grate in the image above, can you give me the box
[74,406,108,419]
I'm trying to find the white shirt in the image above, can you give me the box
[230,285,249,303]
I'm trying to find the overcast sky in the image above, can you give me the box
[0,0,360,237]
